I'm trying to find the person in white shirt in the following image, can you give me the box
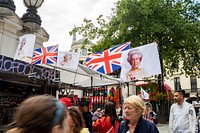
[169,90,196,133]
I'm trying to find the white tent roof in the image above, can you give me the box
[20,57,120,88]
[59,64,120,88]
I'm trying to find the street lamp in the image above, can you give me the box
[21,0,44,30]
[23,0,44,8]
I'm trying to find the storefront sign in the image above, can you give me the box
[0,55,59,80]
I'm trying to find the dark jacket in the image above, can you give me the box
[83,111,93,133]
[117,116,159,133]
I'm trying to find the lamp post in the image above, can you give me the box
[0,0,15,11]
[21,0,44,30]
[0,0,15,16]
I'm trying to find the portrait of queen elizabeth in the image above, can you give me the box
[126,49,149,81]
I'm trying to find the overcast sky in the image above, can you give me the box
[14,0,118,51]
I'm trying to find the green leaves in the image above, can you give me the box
[69,0,200,77]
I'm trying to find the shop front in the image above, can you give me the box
[0,55,60,127]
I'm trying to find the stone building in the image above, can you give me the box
[165,71,200,100]
[70,33,95,64]
[0,0,59,127]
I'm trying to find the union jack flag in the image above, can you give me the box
[86,42,131,74]
[31,45,58,65]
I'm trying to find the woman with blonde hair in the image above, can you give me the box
[6,94,69,133]
[66,106,89,133]
[117,95,159,133]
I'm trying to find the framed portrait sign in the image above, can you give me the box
[120,43,161,82]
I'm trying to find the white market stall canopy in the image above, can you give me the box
[21,57,120,88]
[59,64,120,88]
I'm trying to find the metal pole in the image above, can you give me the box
[127,82,129,97]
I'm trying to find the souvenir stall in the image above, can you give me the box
[83,86,107,111]
[0,55,60,126]
[106,86,123,109]
[58,89,80,106]
[57,64,121,110]
[81,85,123,112]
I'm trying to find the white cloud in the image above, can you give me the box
[14,0,118,51]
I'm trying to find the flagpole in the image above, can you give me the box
[72,65,79,86]
[91,76,93,96]
[53,44,60,96]
[127,82,129,97]
[53,63,58,95]
[29,40,36,85]
[72,51,81,87]
[127,80,138,97]
[29,34,36,75]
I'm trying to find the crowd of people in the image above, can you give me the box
[4,94,160,133]
[7,89,200,133]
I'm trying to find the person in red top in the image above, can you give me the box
[93,102,120,133]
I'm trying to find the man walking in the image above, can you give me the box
[169,90,196,133]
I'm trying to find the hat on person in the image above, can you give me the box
[59,97,72,107]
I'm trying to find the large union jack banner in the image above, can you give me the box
[86,42,130,74]
[31,45,58,65]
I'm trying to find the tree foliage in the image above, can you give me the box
[69,0,200,77]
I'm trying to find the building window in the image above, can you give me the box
[82,48,87,56]
[174,77,180,90]
[190,76,197,92]
[75,49,78,52]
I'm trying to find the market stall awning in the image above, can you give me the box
[60,64,120,88]
[20,57,120,88]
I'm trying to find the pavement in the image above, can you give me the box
[157,123,169,133]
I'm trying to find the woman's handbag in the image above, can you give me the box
[106,126,113,133]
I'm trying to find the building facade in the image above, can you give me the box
[0,0,60,127]
[70,33,95,64]
[165,72,200,99]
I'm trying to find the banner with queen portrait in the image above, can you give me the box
[120,43,161,82]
